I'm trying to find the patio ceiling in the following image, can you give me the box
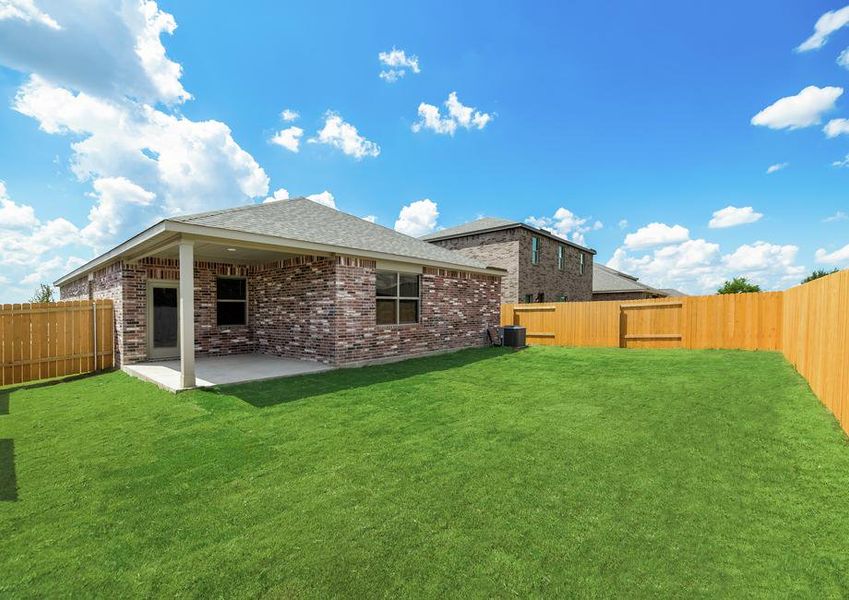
[148,240,306,265]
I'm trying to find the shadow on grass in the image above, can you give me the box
[216,347,513,408]
[0,391,7,415]
[0,439,17,501]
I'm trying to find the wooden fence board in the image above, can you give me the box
[0,300,114,387]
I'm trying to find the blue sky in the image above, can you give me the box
[0,0,848,301]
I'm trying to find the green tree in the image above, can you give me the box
[801,268,838,284]
[29,283,56,304]
[717,277,761,294]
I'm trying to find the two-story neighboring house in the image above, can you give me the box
[421,217,595,304]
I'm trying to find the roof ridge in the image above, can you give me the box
[171,197,312,223]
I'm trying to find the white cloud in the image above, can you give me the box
[824,117,849,137]
[525,207,601,246]
[395,199,438,236]
[412,92,493,135]
[0,0,60,29]
[270,126,303,152]
[0,181,37,228]
[797,5,849,52]
[766,162,788,174]
[309,112,380,159]
[280,108,299,122]
[618,219,628,229]
[378,47,420,82]
[608,238,805,294]
[832,154,849,168]
[0,0,189,104]
[306,190,335,209]
[20,255,85,287]
[623,222,690,249]
[751,86,843,130]
[362,215,377,223]
[816,243,849,264]
[708,205,763,229]
[824,210,848,222]
[13,75,269,216]
[80,176,155,250]
[839,47,849,69]
[263,188,289,203]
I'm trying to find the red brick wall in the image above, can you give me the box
[61,254,502,367]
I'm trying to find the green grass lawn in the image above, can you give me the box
[2,347,849,598]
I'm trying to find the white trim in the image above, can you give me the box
[179,241,195,389]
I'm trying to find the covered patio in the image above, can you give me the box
[123,354,334,392]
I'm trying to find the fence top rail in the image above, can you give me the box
[0,300,113,313]
[621,301,683,309]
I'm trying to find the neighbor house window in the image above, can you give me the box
[523,294,534,304]
[217,277,247,326]
[557,245,565,270]
[531,236,540,264]
[376,271,419,325]
[579,253,585,275]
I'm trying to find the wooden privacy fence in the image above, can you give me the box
[0,300,114,387]
[501,270,849,433]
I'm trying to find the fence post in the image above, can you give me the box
[92,301,98,373]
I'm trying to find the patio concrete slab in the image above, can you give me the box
[123,354,334,392]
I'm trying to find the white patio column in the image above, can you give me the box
[179,240,196,389]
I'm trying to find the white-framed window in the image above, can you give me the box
[557,245,565,270]
[376,271,420,325]
[531,236,540,265]
[579,253,585,275]
[217,277,247,326]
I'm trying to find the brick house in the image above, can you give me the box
[56,199,504,389]
[421,217,595,304]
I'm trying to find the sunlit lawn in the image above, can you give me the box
[2,346,848,597]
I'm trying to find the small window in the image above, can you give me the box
[376,271,419,325]
[523,294,534,304]
[217,277,247,326]
[579,253,585,275]
[557,293,567,302]
[531,236,540,265]
[557,245,565,270]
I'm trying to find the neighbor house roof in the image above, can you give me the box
[592,263,667,296]
[657,288,688,297]
[420,217,596,254]
[55,199,506,286]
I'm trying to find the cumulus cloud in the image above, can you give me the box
[0,0,189,104]
[80,176,156,250]
[306,190,336,209]
[270,126,303,152]
[824,117,849,137]
[309,112,380,159]
[766,162,788,174]
[0,181,86,296]
[263,188,290,203]
[362,215,377,223]
[0,0,60,29]
[751,86,843,130]
[395,199,438,236]
[13,75,268,216]
[797,5,849,52]
[378,47,420,82]
[609,238,805,294]
[824,210,848,222]
[618,219,629,229]
[280,108,299,122]
[525,207,601,246]
[815,243,849,264]
[412,92,493,135]
[708,205,763,229]
[623,222,690,249]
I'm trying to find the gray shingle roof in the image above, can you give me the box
[170,198,494,271]
[593,263,665,294]
[420,216,596,254]
[419,217,519,240]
